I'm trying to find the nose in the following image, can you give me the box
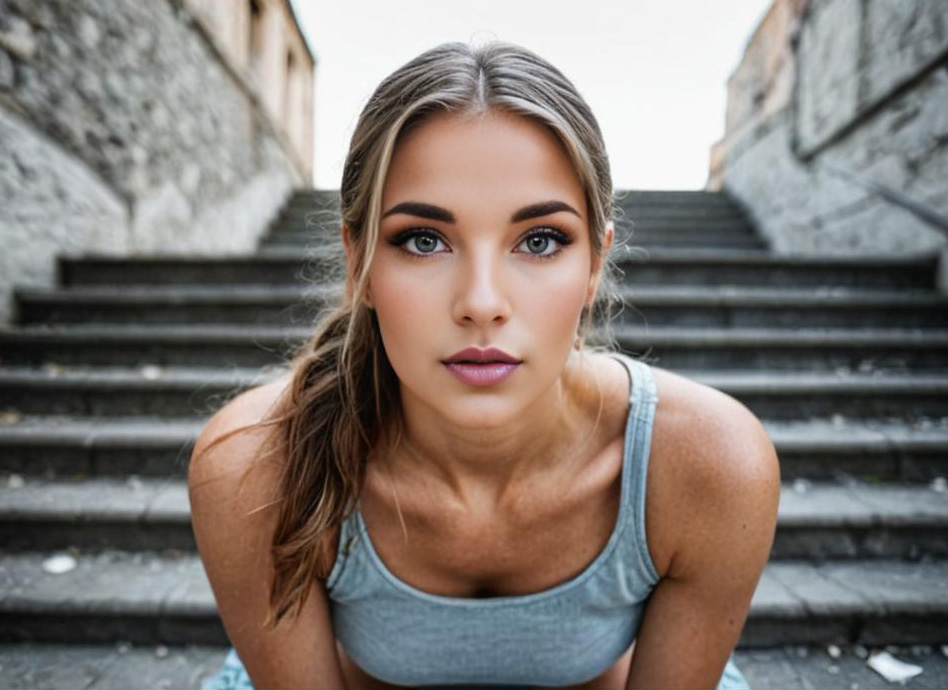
[450,246,512,327]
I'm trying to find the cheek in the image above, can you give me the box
[368,264,435,363]
[512,258,590,333]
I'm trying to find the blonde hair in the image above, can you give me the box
[193,39,630,629]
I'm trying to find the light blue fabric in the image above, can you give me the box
[202,353,751,689]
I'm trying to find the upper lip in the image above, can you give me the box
[442,347,522,364]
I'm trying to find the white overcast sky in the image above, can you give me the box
[293,0,774,191]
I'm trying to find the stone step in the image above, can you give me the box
[625,217,755,232]
[4,642,948,690]
[0,417,204,478]
[59,250,344,288]
[58,248,938,290]
[0,477,193,552]
[620,190,742,207]
[732,646,948,689]
[0,476,945,560]
[3,365,948,422]
[15,285,339,326]
[0,416,944,482]
[2,324,947,370]
[612,287,948,329]
[15,284,948,329]
[621,205,749,219]
[0,550,223,645]
[0,642,228,690]
[288,187,338,201]
[690,370,948,421]
[0,365,287,416]
[1,550,945,646]
[615,325,948,372]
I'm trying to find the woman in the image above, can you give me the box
[191,40,779,689]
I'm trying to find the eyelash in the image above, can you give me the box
[389,227,574,262]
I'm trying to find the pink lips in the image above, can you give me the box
[443,362,520,386]
[441,346,522,386]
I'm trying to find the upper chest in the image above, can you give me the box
[328,357,702,599]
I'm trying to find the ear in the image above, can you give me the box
[341,224,375,310]
[586,222,615,306]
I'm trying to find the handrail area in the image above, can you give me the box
[819,163,948,239]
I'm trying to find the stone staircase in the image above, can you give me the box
[1,188,948,688]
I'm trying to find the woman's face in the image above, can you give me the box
[362,109,606,429]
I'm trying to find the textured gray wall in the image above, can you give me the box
[0,0,304,324]
[709,0,948,256]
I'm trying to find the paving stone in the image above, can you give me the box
[735,646,948,690]
[0,642,227,689]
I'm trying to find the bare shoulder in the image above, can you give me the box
[187,370,350,688]
[646,365,781,578]
[191,372,292,461]
[188,370,342,556]
[188,371,292,529]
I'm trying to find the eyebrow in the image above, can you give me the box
[381,200,581,224]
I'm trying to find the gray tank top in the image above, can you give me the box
[325,352,664,687]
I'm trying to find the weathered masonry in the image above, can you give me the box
[0,0,316,325]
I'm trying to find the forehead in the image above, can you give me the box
[382,110,586,218]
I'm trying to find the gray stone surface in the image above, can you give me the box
[735,645,948,690]
[778,483,948,528]
[767,561,880,616]
[0,642,227,690]
[797,0,862,153]
[711,0,948,257]
[0,550,213,616]
[863,1,948,120]
[0,108,128,327]
[0,0,303,326]
[820,560,948,616]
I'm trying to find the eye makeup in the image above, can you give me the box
[388,226,575,262]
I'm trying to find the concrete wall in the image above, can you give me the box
[0,0,315,325]
[709,0,948,256]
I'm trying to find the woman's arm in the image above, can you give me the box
[625,403,780,689]
[189,381,349,690]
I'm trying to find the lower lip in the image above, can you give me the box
[443,362,520,386]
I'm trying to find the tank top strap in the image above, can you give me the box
[326,503,362,591]
[609,351,661,585]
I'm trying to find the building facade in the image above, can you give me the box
[0,0,315,325]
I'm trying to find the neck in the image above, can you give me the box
[386,350,604,516]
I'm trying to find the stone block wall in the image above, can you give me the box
[709,0,948,256]
[0,0,309,325]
